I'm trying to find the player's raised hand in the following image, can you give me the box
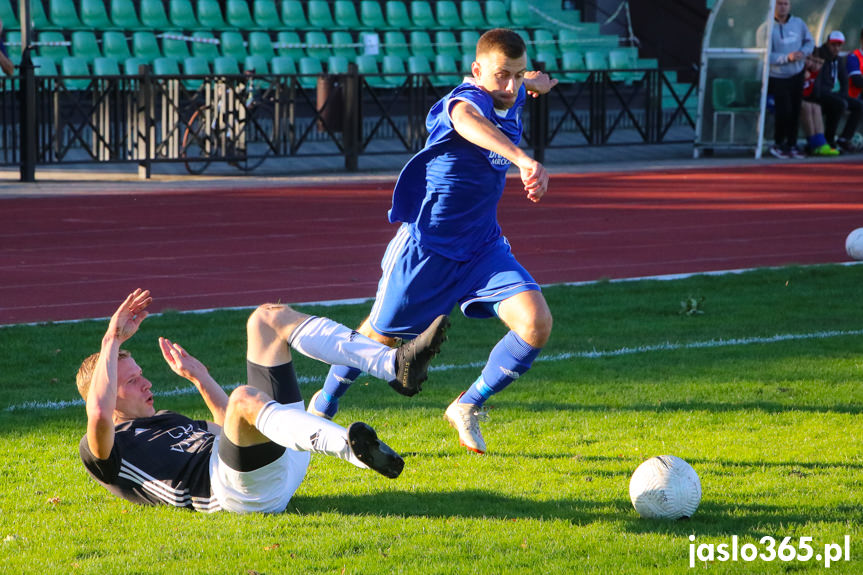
[518,158,549,203]
[107,288,151,343]
[159,337,211,384]
[524,71,559,98]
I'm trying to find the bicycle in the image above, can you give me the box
[180,73,269,174]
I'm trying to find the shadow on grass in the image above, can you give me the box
[289,490,862,537]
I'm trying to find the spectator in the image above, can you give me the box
[762,0,814,158]
[843,27,863,151]
[801,55,838,156]
[812,31,862,153]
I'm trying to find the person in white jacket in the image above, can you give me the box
[762,0,814,158]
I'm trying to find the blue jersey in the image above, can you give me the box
[388,80,526,262]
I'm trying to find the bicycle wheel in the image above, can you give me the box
[232,146,267,172]
[180,109,213,175]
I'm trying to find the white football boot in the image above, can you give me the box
[444,393,488,454]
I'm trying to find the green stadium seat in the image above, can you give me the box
[93,56,121,75]
[253,0,280,29]
[460,1,486,28]
[182,55,210,88]
[213,55,240,75]
[0,0,18,29]
[559,50,587,82]
[270,55,296,75]
[132,32,162,63]
[280,0,309,28]
[110,0,145,30]
[32,55,59,76]
[102,31,132,62]
[584,50,608,72]
[533,29,559,57]
[485,1,510,28]
[608,47,641,83]
[140,0,172,29]
[381,54,406,86]
[383,31,410,59]
[6,31,21,64]
[385,1,411,29]
[298,55,322,88]
[304,30,331,61]
[227,0,260,30]
[460,52,474,74]
[410,31,435,60]
[534,51,558,72]
[61,56,91,89]
[244,54,269,74]
[30,0,58,30]
[191,32,221,61]
[197,0,232,30]
[435,1,462,29]
[123,56,149,75]
[153,56,181,75]
[37,31,69,65]
[71,31,102,60]
[220,31,248,62]
[327,54,349,74]
[509,0,537,28]
[360,0,388,30]
[49,0,85,29]
[80,0,116,29]
[410,1,436,29]
[357,53,385,87]
[433,53,460,86]
[162,34,192,61]
[332,31,357,61]
[169,0,199,29]
[434,31,461,60]
[407,53,431,76]
[459,30,480,56]
[275,31,304,60]
[307,1,335,28]
[334,0,361,29]
[248,31,275,61]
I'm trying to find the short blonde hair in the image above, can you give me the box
[76,349,131,400]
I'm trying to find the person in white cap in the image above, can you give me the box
[811,30,862,153]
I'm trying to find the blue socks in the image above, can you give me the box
[314,365,362,416]
[807,133,827,148]
[460,330,542,407]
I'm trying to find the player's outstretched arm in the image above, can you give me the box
[86,289,152,459]
[159,337,228,428]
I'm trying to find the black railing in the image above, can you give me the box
[1,65,696,177]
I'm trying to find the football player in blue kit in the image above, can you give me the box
[309,29,557,454]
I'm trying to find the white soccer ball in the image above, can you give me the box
[629,455,701,520]
[846,228,863,260]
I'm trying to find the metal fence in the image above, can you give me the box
[2,62,696,177]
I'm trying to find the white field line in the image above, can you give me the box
[7,327,863,413]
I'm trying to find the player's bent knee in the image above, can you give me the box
[227,385,271,423]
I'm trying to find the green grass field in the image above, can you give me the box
[1,264,861,574]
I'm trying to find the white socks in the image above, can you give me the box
[255,400,367,469]
[289,316,396,381]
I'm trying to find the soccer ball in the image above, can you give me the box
[629,455,701,520]
[846,228,863,260]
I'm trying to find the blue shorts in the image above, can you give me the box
[368,225,540,339]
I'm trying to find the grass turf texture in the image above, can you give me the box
[1,264,861,574]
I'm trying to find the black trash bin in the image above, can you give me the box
[316,74,344,132]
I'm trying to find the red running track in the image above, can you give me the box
[2,163,862,325]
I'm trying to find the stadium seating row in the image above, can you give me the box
[0,0,576,33]
[5,27,632,68]
[31,51,466,90]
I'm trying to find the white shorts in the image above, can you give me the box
[209,434,310,514]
